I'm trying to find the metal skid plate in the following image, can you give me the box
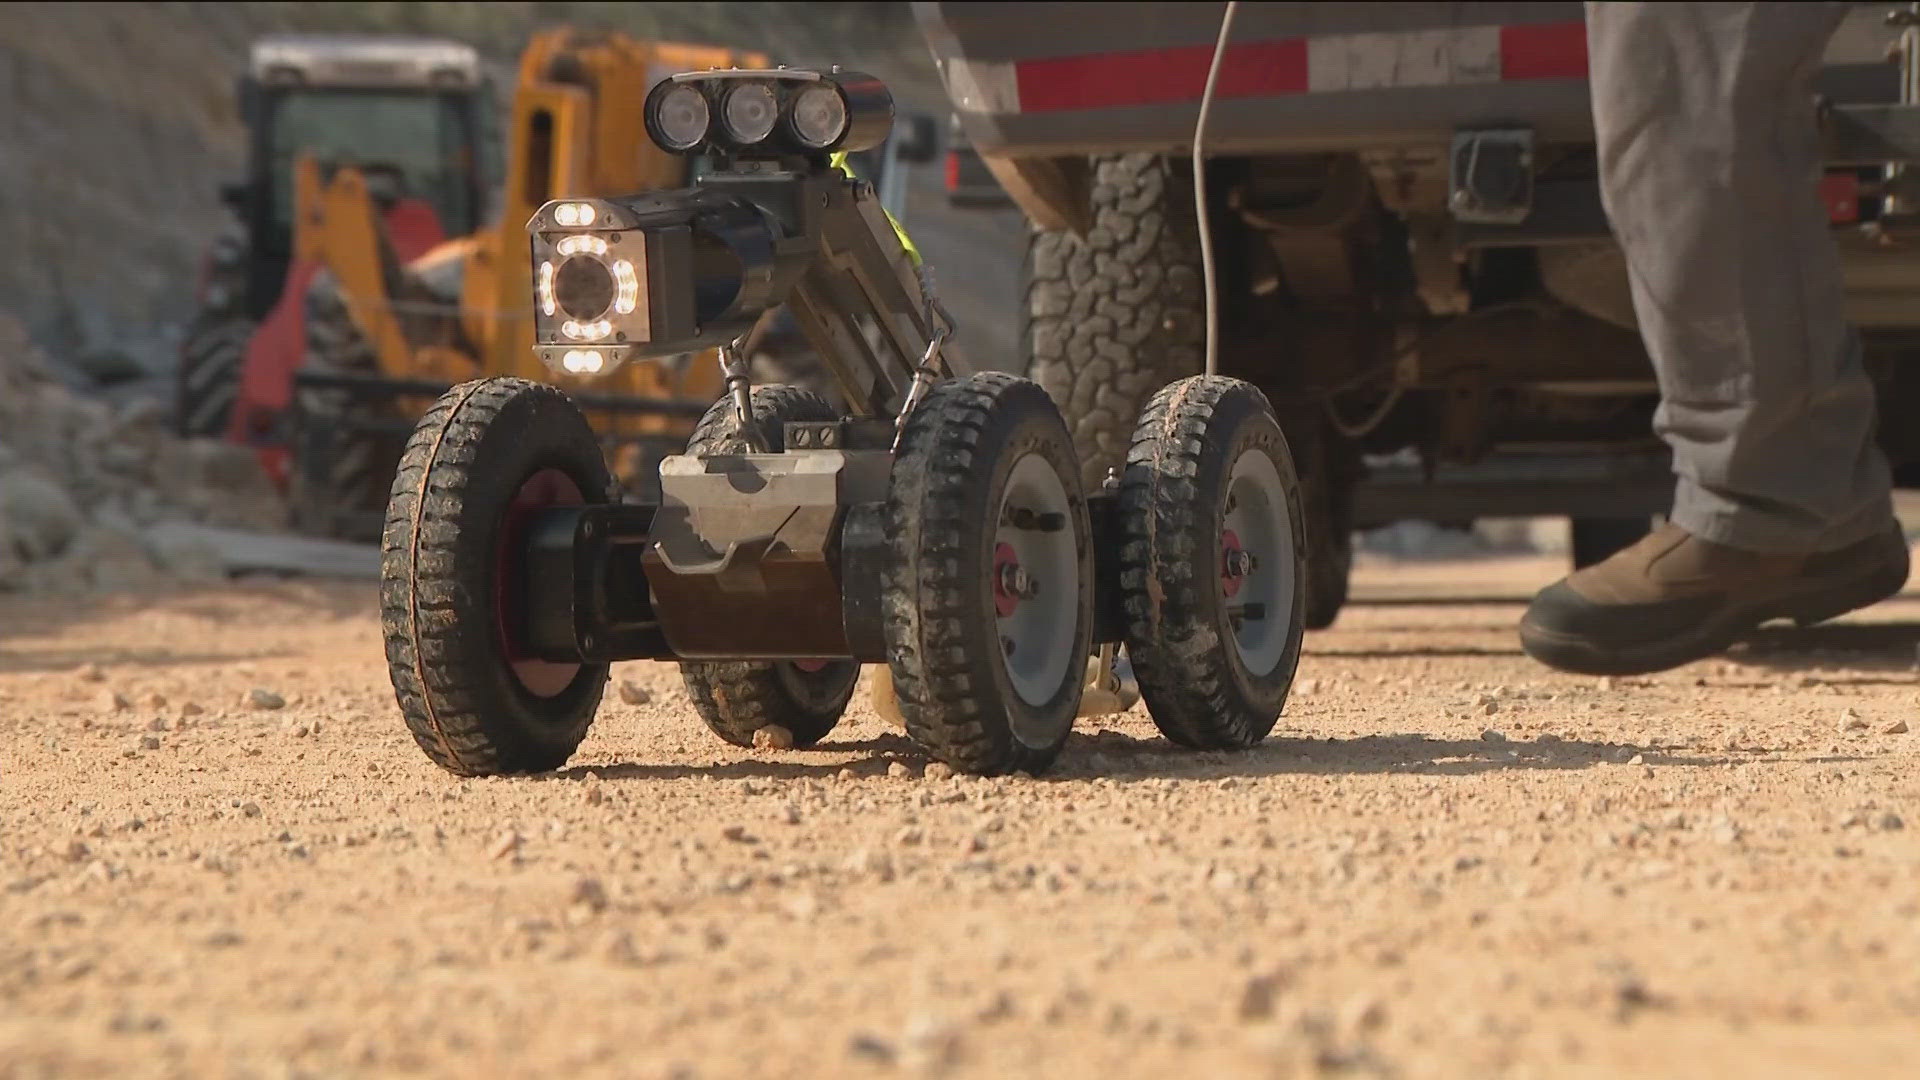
[643,448,892,659]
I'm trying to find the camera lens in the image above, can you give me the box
[788,83,848,149]
[651,83,710,151]
[721,82,779,145]
[554,256,616,321]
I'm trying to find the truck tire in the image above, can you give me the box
[1302,465,1354,630]
[291,271,402,542]
[175,310,252,439]
[1026,154,1204,490]
[678,386,862,748]
[382,377,614,776]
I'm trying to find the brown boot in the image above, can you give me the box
[1520,520,1910,675]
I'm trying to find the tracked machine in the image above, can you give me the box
[382,68,1306,776]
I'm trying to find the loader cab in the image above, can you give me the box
[227,35,495,320]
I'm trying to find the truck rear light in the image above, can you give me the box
[945,149,961,193]
[1819,172,1860,225]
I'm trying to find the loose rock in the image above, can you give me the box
[246,688,286,711]
[617,680,650,706]
[752,725,794,750]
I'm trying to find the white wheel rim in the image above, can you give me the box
[1222,446,1295,676]
[994,453,1078,716]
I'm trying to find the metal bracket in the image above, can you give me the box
[1448,128,1534,226]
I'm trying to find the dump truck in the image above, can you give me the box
[916,1,1920,626]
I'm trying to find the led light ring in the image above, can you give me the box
[552,202,596,228]
[554,235,609,258]
[612,260,639,316]
[536,260,556,317]
[560,319,614,342]
[561,349,605,375]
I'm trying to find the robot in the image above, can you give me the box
[379,67,1307,776]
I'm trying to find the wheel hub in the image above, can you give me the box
[495,468,585,698]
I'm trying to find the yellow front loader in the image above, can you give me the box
[245,29,766,539]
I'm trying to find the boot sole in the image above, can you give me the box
[1519,534,1911,677]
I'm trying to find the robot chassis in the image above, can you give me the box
[380,68,1308,777]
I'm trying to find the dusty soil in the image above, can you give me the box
[4,554,1918,1079]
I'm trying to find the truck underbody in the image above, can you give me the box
[917,1,1920,622]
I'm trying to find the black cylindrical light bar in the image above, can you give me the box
[642,69,894,157]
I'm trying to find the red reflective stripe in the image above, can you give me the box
[1500,22,1589,81]
[1007,21,1591,113]
[1014,39,1305,113]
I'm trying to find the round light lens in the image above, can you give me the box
[652,83,711,151]
[789,83,849,149]
[562,350,605,375]
[554,257,616,322]
[721,83,779,145]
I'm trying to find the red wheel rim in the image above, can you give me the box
[992,541,1021,618]
[1221,528,1245,599]
[495,468,584,698]
[791,660,830,673]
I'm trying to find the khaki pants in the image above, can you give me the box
[1588,1,1893,553]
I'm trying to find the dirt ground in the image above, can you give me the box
[3,552,1918,1079]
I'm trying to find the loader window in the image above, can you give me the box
[264,88,480,238]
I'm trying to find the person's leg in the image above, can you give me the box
[1520,2,1908,676]
[1590,0,1890,551]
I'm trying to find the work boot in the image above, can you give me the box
[1520,520,1911,675]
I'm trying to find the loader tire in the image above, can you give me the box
[678,386,861,749]
[1026,153,1205,490]
[382,377,614,776]
[175,310,252,439]
[291,271,403,542]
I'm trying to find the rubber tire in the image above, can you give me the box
[1571,516,1652,570]
[677,386,861,748]
[382,377,613,776]
[291,271,401,542]
[1121,376,1306,748]
[176,310,252,439]
[1302,466,1354,630]
[1027,154,1204,490]
[882,372,1094,775]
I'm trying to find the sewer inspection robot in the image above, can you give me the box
[379,67,1306,776]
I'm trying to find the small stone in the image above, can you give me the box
[835,767,858,782]
[138,734,161,751]
[283,719,311,738]
[1597,676,1615,691]
[1879,812,1905,831]
[1883,719,1909,735]
[145,717,168,732]
[97,691,129,713]
[1840,707,1868,732]
[246,688,285,711]
[74,663,105,683]
[780,803,801,825]
[240,802,261,818]
[145,693,167,709]
[571,877,609,915]
[886,761,913,779]
[752,725,794,750]
[923,761,955,781]
[1480,728,1506,744]
[1628,753,1645,765]
[487,831,522,860]
[62,840,90,863]
[894,826,924,847]
[721,824,754,843]
[1482,700,1500,716]
[847,1034,896,1064]
[617,680,650,706]
[1237,970,1288,1021]
[178,701,204,718]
